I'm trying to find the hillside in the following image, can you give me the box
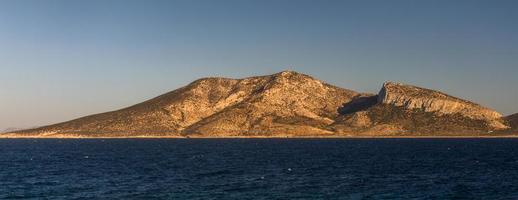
[505,114,518,131]
[4,71,511,138]
[7,71,358,137]
[331,82,508,136]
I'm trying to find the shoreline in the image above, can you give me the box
[1,134,518,139]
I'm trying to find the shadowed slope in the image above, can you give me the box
[506,114,518,131]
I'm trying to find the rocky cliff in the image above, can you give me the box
[332,82,508,135]
[4,71,512,137]
[378,82,507,130]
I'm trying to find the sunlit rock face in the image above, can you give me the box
[378,82,508,130]
[8,71,358,137]
[182,71,359,136]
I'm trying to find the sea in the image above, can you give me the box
[1,138,518,199]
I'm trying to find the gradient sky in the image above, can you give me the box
[0,0,517,130]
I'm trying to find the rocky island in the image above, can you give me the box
[2,71,516,138]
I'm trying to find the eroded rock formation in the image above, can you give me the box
[378,82,508,130]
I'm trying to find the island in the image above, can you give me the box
[2,71,517,138]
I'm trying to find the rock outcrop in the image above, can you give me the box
[378,82,508,130]
[5,72,512,138]
[332,82,509,135]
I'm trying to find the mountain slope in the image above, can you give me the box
[5,71,511,137]
[184,71,358,136]
[379,82,507,129]
[332,82,508,135]
[10,71,358,137]
[506,114,518,131]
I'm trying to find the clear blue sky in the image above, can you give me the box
[0,0,517,130]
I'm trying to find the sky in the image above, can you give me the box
[0,0,517,130]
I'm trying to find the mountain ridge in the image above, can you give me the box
[3,71,513,138]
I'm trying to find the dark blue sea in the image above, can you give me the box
[1,139,518,199]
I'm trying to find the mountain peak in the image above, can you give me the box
[276,70,301,75]
[383,81,403,86]
[271,70,310,79]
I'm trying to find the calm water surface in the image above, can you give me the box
[1,139,518,199]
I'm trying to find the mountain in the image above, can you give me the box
[8,71,358,137]
[332,82,508,136]
[505,114,518,131]
[4,71,511,138]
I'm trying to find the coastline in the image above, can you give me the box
[1,134,518,139]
